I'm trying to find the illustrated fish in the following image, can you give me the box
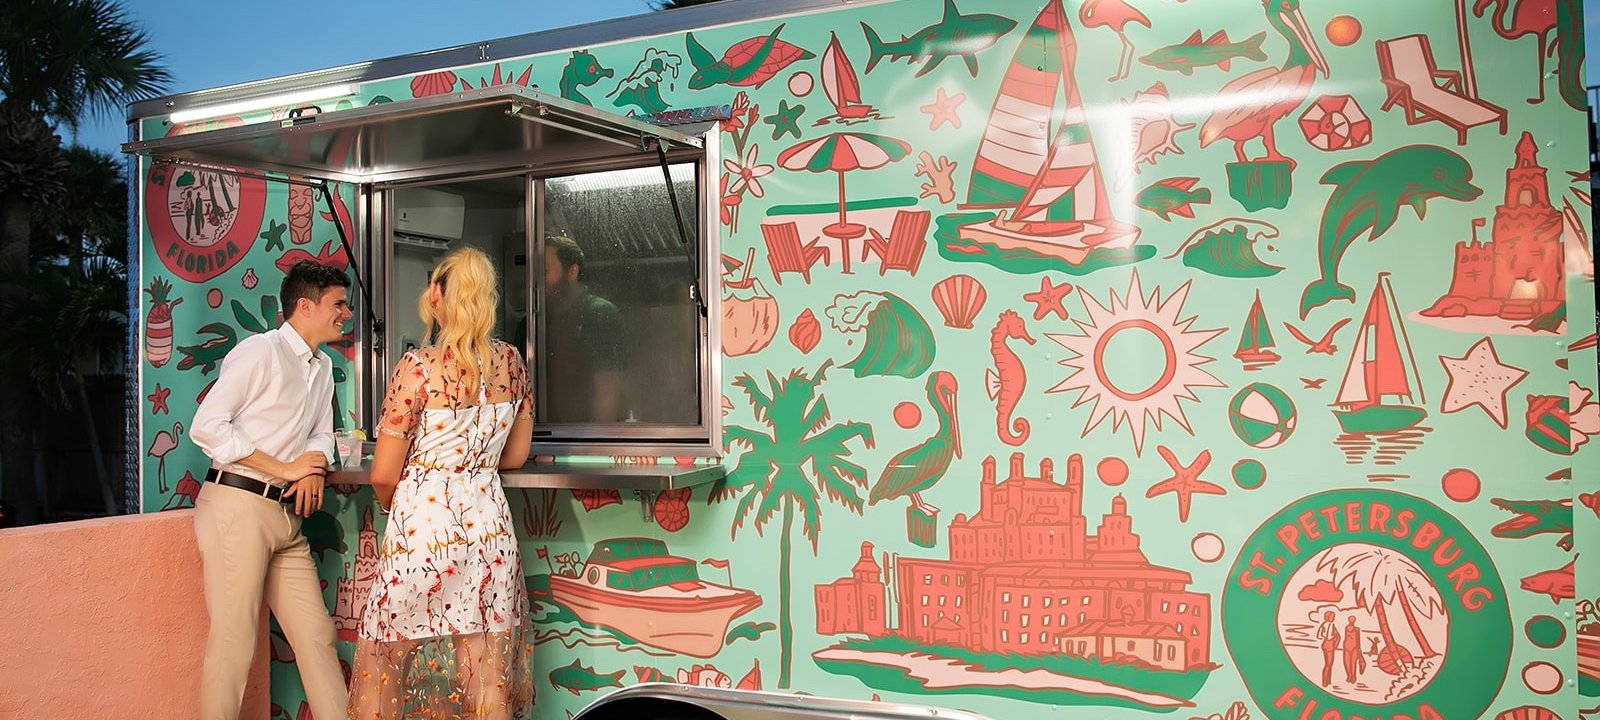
[549,659,625,695]
[1139,30,1267,75]
[861,0,1017,78]
[1519,560,1575,603]
[1490,497,1574,551]
[1137,177,1212,220]
[1299,146,1482,318]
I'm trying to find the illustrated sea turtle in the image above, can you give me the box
[687,23,814,90]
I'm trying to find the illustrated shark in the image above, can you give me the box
[1299,145,1482,319]
[861,0,1016,78]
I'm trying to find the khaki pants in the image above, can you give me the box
[194,482,349,720]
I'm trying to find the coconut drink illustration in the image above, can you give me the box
[721,250,779,357]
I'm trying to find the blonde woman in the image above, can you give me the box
[349,247,535,720]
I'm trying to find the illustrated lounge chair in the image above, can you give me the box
[760,221,831,285]
[860,209,931,277]
[1376,33,1507,146]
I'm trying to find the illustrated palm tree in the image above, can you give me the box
[717,359,874,688]
[1316,546,1443,674]
[0,0,169,522]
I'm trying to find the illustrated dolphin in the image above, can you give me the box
[1299,146,1482,319]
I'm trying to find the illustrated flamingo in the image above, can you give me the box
[1198,0,1329,169]
[868,371,960,516]
[1079,0,1151,82]
[1473,0,1556,103]
[148,421,184,494]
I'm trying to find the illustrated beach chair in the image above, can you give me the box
[860,209,931,277]
[1375,33,1507,146]
[760,221,831,285]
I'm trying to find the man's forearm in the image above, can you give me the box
[228,451,291,483]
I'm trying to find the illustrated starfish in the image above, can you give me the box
[259,219,287,253]
[920,88,965,131]
[1145,445,1225,523]
[763,99,805,140]
[147,384,171,415]
[1024,276,1073,321]
[1439,337,1528,429]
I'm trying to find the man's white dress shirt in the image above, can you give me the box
[191,324,336,487]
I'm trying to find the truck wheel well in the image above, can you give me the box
[573,697,725,720]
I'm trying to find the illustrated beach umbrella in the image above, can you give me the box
[777,131,911,238]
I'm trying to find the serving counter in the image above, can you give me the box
[327,456,727,491]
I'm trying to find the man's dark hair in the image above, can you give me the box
[280,261,351,318]
[546,234,587,280]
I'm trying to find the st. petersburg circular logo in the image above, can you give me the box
[143,116,265,283]
[1223,489,1509,720]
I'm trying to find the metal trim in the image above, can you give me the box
[575,684,997,720]
[126,0,896,124]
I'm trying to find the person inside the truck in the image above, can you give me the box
[539,233,626,423]
[188,260,351,720]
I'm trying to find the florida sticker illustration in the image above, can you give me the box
[1224,489,1510,720]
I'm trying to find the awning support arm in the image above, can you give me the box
[151,157,324,188]
[317,182,385,355]
[653,140,705,318]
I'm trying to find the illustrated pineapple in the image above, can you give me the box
[144,277,183,368]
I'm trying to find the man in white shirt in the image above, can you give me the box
[190,260,352,720]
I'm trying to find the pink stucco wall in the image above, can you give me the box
[0,510,270,719]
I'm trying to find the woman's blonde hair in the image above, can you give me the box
[418,247,498,395]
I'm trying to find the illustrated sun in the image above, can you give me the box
[1046,271,1225,455]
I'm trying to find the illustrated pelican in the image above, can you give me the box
[869,371,960,516]
[1198,0,1330,169]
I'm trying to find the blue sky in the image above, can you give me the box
[68,0,1600,155]
[71,0,661,154]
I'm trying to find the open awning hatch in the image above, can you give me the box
[122,84,704,185]
[124,84,712,346]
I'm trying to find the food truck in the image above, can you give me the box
[122,0,1599,718]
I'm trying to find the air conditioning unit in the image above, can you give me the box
[394,187,465,241]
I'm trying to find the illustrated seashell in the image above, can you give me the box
[931,274,986,329]
[789,309,821,353]
[241,268,259,290]
[410,70,459,98]
[1117,81,1195,191]
[1494,706,1560,720]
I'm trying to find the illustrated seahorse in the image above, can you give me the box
[986,310,1036,446]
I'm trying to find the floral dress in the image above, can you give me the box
[349,342,535,720]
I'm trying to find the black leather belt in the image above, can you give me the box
[206,469,292,503]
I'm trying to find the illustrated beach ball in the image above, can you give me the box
[1229,383,1297,448]
[1298,95,1372,151]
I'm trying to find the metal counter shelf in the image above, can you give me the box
[327,460,726,491]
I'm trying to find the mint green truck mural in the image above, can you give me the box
[125,1,1598,719]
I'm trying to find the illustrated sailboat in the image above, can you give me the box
[956,0,1141,265]
[1236,291,1280,370]
[1333,274,1428,434]
[820,32,873,120]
